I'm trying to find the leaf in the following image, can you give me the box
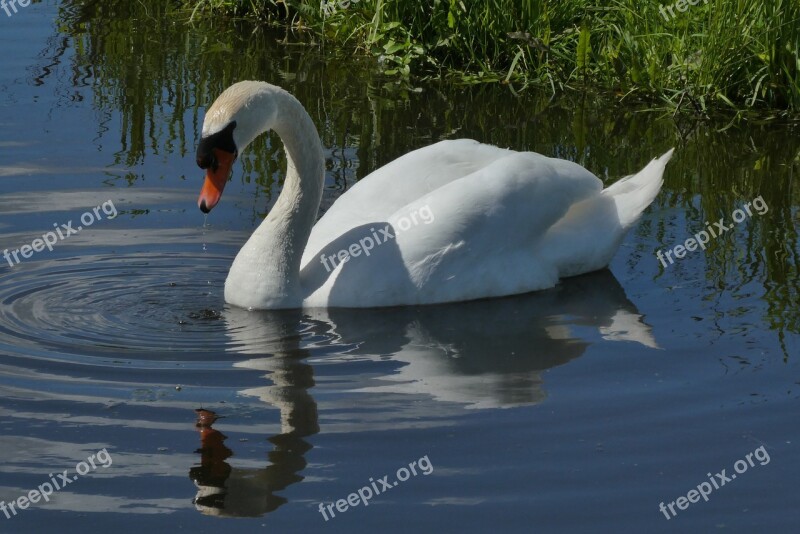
[448,0,457,29]
[383,40,404,55]
[505,48,524,83]
[577,21,590,72]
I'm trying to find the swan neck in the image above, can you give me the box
[274,106,324,221]
[226,87,324,309]
[269,91,324,264]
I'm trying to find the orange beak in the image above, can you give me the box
[198,148,235,213]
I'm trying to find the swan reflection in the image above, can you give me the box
[189,309,318,517]
[189,269,656,516]
[190,408,313,517]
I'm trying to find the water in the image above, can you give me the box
[0,2,798,532]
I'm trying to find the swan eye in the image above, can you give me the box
[196,121,237,171]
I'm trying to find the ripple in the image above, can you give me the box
[0,252,235,361]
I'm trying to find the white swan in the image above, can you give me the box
[196,81,673,310]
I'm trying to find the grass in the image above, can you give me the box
[184,0,800,116]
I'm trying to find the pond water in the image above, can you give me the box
[0,2,798,533]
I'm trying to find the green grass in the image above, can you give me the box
[185,0,800,116]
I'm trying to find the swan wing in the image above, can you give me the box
[302,147,603,307]
[301,139,512,266]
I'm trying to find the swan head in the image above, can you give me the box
[197,120,237,213]
[196,81,280,213]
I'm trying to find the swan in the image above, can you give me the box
[196,81,673,310]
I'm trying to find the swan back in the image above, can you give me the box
[301,141,609,307]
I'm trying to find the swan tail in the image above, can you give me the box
[603,148,674,229]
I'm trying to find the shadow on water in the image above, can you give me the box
[195,269,654,517]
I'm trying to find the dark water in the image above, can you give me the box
[0,2,798,532]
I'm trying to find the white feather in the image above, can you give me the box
[205,82,673,309]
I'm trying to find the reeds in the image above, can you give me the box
[186,0,799,114]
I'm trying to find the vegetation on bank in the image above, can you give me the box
[184,0,800,116]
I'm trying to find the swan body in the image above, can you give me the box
[196,81,673,310]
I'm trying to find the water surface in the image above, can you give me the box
[0,2,798,533]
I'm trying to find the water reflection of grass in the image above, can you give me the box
[56,0,800,341]
[182,0,800,115]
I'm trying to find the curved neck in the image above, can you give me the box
[225,87,324,309]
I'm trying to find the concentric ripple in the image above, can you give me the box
[0,252,235,360]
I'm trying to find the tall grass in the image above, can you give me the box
[187,0,800,115]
